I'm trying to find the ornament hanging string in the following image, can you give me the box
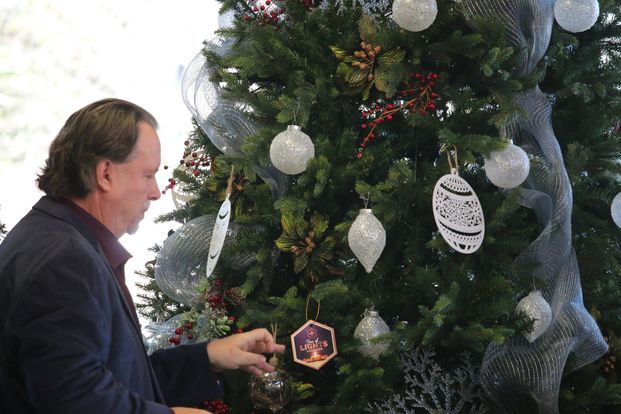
[293,101,300,126]
[305,295,321,321]
[226,165,235,195]
[269,322,279,365]
[359,191,371,209]
[445,145,459,175]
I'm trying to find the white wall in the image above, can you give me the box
[0,0,220,303]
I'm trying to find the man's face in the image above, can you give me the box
[108,122,161,237]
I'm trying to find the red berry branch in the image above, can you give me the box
[242,0,287,30]
[356,72,440,158]
[168,321,195,346]
[161,144,211,195]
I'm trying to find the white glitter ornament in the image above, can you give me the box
[348,209,386,273]
[485,142,530,189]
[432,174,485,254]
[269,125,315,175]
[554,0,599,33]
[515,290,552,343]
[354,309,391,359]
[610,192,621,228]
[391,0,438,32]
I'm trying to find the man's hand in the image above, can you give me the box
[207,328,286,376]
[171,407,212,414]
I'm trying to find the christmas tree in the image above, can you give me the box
[139,0,621,412]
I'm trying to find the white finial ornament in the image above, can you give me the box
[391,0,438,32]
[206,167,236,278]
[348,209,386,273]
[554,0,599,33]
[516,290,552,343]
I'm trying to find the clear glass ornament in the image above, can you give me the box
[484,142,530,189]
[249,367,294,412]
[611,192,621,228]
[432,174,485,254]
[269,125,315,175]
[354,309,391,359]
[554,0,599,33]
[516,290,552,343]
[348,209,386,273]
[391,0,438,32]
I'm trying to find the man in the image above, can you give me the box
[0,98,285,413]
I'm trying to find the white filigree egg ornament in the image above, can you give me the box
[516,290,552,343]
[432,174,485,254]
[354,309,391,359]
[485,143,530,189]
[610,192,621,228]
[269,125,315,175]
[554,0,599,33]
[392,0,438,32]
[348,209,386,273]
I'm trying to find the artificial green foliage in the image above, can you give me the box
[135,0,621,411]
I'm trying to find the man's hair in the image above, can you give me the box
[37,98,158,199]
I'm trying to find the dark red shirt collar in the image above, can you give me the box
[61,199,132,270]
[61,199,138,320]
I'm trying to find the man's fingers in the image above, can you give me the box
[234,348,268,368]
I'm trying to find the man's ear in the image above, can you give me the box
[95,159,114,192]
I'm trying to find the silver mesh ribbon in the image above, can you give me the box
[461,1,608,412]
[181,37,287,199]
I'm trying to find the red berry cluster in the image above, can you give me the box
[356,72,440,158]
[168,322,195,346]
[161,143,211,195]
[204,280,244,311]
[201,399,231,414]
[242,0,287,30]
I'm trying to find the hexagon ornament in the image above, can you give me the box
[290,320,337,370]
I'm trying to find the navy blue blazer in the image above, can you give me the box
[0,196,223,413]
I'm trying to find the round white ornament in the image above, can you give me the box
[392,0,438,32]
[354,309,391,359]
[485,143,530,189]
[348,209,386,273]
[554,0,599,33]
[611,191,621,228]
[432,174,485,254]
[516,290,552,343]
[269,125,315,175]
